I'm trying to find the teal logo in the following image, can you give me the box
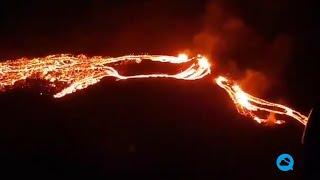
[276,153,294,172]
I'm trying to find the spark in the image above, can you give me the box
[0,54,211,98]
[177,53,189,61]
[215,76,308,126]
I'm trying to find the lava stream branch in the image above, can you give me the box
[215,76,308,126]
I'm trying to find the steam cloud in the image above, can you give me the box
[193,1,292,97]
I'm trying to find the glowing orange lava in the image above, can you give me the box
[215,76,308,126]
[0,53,308,126]
[0,54,211,98]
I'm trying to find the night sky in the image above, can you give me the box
[0,0,318,179]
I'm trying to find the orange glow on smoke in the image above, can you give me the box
[0,53,308,126]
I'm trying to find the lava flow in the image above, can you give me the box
[215,76,308,126]
[0,53,308,126]
[0,54,210,98]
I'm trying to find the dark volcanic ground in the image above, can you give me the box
[0,77,303,179]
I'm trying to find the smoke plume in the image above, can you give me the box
[193,1,292,97]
